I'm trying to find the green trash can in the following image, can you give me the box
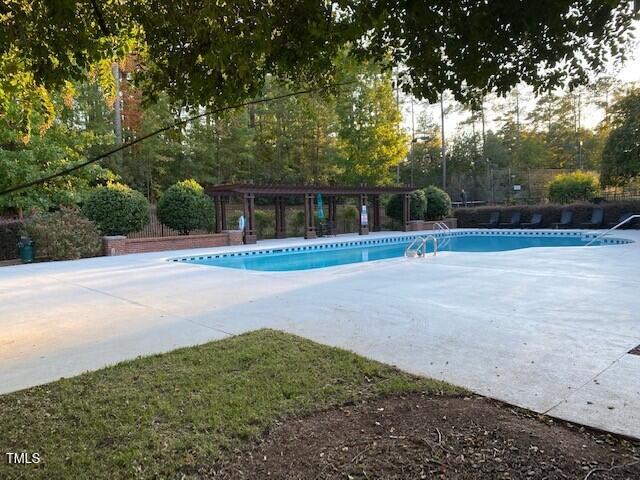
[17,236,35,264]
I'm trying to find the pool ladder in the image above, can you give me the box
[405,235,438,258]
[434,221,452,249]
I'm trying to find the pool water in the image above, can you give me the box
[174,231,630,272]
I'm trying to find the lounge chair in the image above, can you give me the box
[499,211,521,228]
[552,209,573,229]
[580,207,604,229]
[606,212,634,229]
[521,213,542,229]
[478,211,500,228]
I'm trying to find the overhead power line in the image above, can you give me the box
[0,81,356,197]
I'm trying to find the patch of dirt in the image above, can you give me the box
[629,345,640,356]
[206,393,640,479]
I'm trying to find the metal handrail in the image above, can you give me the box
[405,235,439,257]
[434,221,450,232]
[584,214,640,246]
[405,237,425,257]
[423,235,438,256]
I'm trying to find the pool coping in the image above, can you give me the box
[168,228,633,266]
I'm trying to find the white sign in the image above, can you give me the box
[360,205,368,226]
[513,184,522,191]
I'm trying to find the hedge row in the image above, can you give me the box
[0,221,23,260]
[454,201,640,228]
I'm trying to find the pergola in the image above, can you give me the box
[205,183,417,244]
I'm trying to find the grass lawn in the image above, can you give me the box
[0,329,459,479]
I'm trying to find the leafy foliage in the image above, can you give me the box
[0,221,23,260]
[255,210,275,239]
[83,183,150,236]
[0,80,113,213]
[385,191,427,222]
[547,171,601,204]
[424,186,452,220]
[600,88,640,187]
[24,207,102,260]
[156,180,213,235]
[2,1,634,117]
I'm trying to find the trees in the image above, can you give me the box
[336,64,409,185]
[600,88,640,187]
[2,1,635,136]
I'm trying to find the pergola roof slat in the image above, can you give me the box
[205,183,417,196]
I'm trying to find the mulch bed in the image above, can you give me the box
[206,393,640,479]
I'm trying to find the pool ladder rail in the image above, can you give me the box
[584,214,639,246]
[405,235,438,258]
[434,221,452,249]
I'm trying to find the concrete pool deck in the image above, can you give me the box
[1,228,639,439]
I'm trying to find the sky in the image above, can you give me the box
[401,24,640,138]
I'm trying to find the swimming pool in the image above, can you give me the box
[172,231,631,272]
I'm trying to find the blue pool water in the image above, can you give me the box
[174,231,630,272]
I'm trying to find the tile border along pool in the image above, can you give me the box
[170,229,632,268]
[1,228,639,439]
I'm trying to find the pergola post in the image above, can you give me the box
[275,196,287,239]
[327,196,337,235]
[304,193,317,239]
[359,193,369,235]
[243,192,257,244]
[372,195,381,232]
[214,195,222,233]
[402,193,411,231]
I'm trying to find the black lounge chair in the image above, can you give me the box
[606,212,635,229]
[479,211,500,228]
[552,209,573,229]
[499,211,521,228]
[580,207,604,229]
[521,213,542,229]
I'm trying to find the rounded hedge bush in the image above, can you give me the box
[385,191,427,222]
[423,185,452,220]
[547,171,600,204]
[255,210,275,239]
[83,183,150,236]
[26,207,102,260]
[157,179,213,235]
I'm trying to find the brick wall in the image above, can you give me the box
[405,218,458,231]
[103,231,243,256]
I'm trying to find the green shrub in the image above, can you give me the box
[340,205,359,232]
[288,210,305,236]
[255,210,275,239]
[547,171,600,204]
[83,183,150,236]
[25,208,102,261]
[454,201,640,229]
[423,186,452,220]
[0,221,23,260]
[157,179,213,235]
[384,191,427,222]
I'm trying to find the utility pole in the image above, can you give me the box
[395,70,401,184]
[112,63,122,146]
[440,93,446,191]
[410,96,415,186]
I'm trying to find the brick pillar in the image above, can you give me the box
[102,236,127,256]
